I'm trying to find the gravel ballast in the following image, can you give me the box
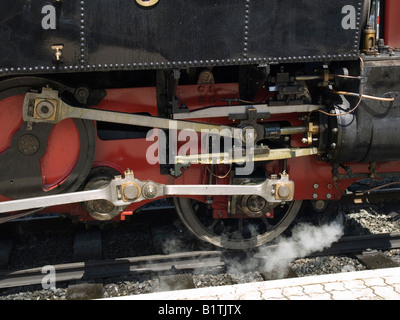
[1,202,400,300]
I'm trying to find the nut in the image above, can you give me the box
[143,183,157,199]
[36,100,55,119]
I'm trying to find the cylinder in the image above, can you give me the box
[320,60,400,163]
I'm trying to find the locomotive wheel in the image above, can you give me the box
[174,197,302,250]
[0,77,96,200]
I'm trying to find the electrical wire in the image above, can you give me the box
[357,181,400,194]
[330,90,395,102]
[315,57,395,117]
[206,164,232,179]
[335,74,361,79]
[317,57,365,117]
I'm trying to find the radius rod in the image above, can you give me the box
[23,87,241,139]
[23,87,316,142]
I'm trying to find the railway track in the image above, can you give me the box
[0,251,224,289]
[0,200,400,300]
[0,232,399,297]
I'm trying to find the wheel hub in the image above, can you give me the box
[17,134,40,156]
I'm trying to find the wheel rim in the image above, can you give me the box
[174,197,302,250]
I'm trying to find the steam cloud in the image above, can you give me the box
[258,216,344,278]
[158,215,345,281]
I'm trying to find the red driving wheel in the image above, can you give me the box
[0,80,95,200]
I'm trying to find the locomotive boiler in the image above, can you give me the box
[0,0,399,250]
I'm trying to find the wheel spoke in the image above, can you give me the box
[238,218,243,234]
[207,219,220,232]
[260,217,272,230]
[174,197,302,250]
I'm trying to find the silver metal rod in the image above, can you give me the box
[64,105,237,136]
[173,104,322,120]
[0,188,109,214]
[23,89,240,139]
[163,183,266,197]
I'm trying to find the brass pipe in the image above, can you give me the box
[280,126,307,135]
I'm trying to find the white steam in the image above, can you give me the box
[158,215,345,281]
[258,217,344,278]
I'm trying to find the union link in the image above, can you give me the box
[0,170,294,215]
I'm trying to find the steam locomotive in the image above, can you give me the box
[0,0,399,250]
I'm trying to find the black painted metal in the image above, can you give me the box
[326,59,400,163]
[0,0,365,76]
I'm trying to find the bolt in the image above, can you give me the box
[41,106,49,114]
[315,200,325,210]
[312,193,318,199]
[143,183,157,199]
[313,183,319,189]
